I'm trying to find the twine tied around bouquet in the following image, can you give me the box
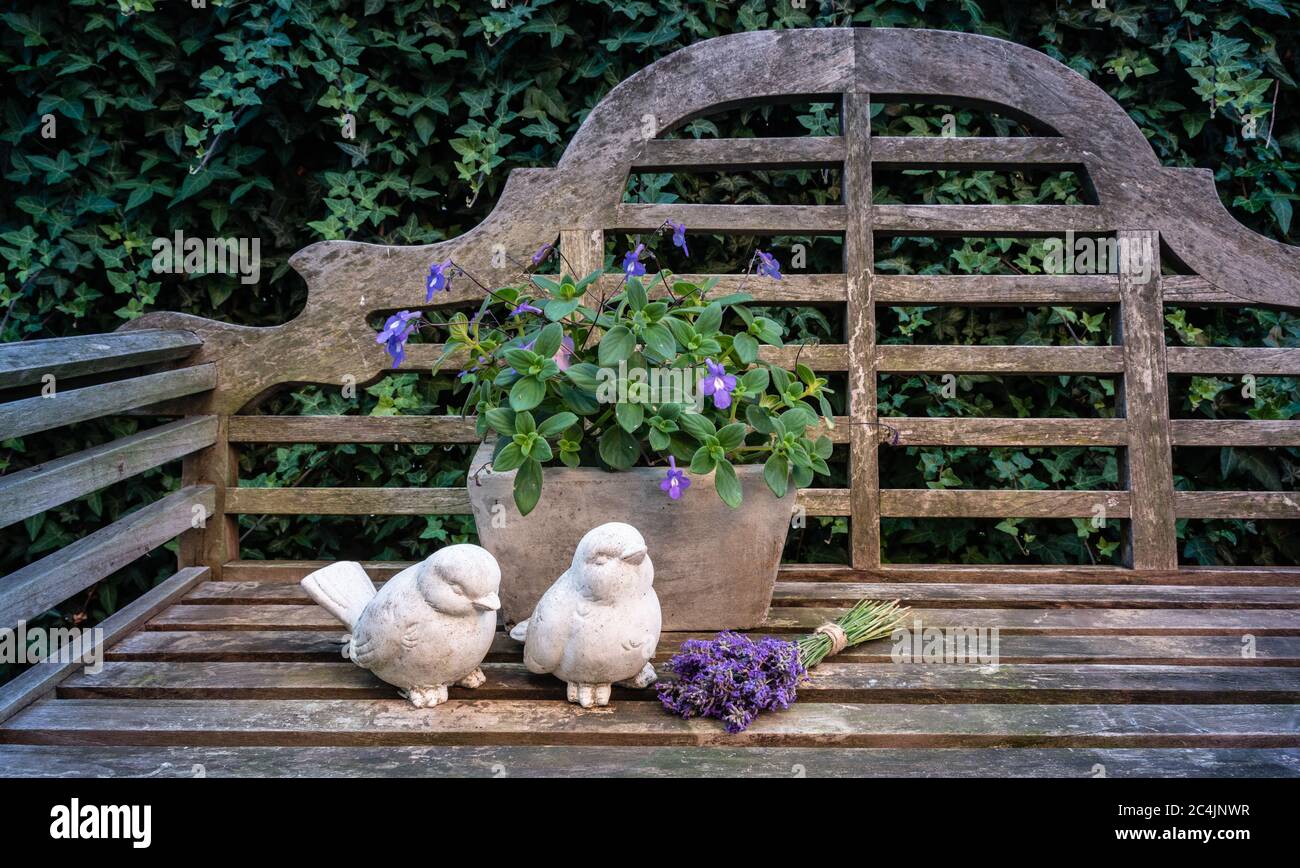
[813,621,849,657]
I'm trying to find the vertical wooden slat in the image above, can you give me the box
[843,91,880,568]
[560,228,605,308]
[178,417,239,579]
[1118,230,1178,569]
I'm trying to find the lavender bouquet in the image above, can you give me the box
[657,599,909,732]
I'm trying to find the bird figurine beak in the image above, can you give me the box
[620,546,648,566]
[472,592,501,612]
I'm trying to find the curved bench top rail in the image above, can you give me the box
[114,27,1298,415]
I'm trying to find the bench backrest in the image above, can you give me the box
[118,28,1300,578]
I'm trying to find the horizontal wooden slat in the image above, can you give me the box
[0,416,218,529]
[148,604,1300,635]
[6,699,1297,747]
[0,485,215,630]
[887,417,1126,446]
[797,488,850,515]
[633,136,845,170]
[757,343,848,370]
[0,329,201,389]
[877,345,1124,373]
[879,488,1128,518]
[872,204,1110,236]
[1174,491,1299,520]
[871,136,1081,168]
[597,272,848,303]
[184,578,1300,610]
[57,660,1300,704]
[1171,419,1300,447]
[215,560,1300,587]
[1166,347,1300,375]
[0,567,209,724]
[0,364,216,440]
[225,487,471,516]
[612,203,848,233]
[1,744,1295,778]
[228,415,479,444]
[1161,276,1244,305]
[105,629,1300,667]
[874,274,1119,305]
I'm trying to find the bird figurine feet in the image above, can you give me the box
[300,545,501,708]
[511,522,662,708]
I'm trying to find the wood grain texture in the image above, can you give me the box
[2,744,1296,777]
[877,345,1124,373]
[5,699,1297,748]
[227,415,479,444]
[871,136,1081,169]
[0,567,210,725]
[0,365,215,440]
[872,204,1110,235]
[225,486,472,515]
[1118,231,1177,570]
[879,489,1129,518]
[888,417,1126,446]
[844,91,880,568]
[633,136,845,171]
[0,486,214,630]
[1174,491,1300,519]
[0,329,200,389]
[0,416,217,529]
[1171,419,1300,447]
[874,274,1120,305]
[1166,347,1300,375]
[613,203,847,233]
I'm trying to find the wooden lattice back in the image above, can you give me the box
[126,28,1300,578]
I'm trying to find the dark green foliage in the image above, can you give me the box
[2,0,1298,641]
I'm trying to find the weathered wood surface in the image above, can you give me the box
[873,204,1109,235]
[1170,419,1300,446]
[871,136,1081,168]
[3,744,1297,778]
[6,699,1298,748]
[0,416,218,529]
[876,345,1124,374]
[633,136,845,171]
[1166,347,1300,375]
[58,661,1300,704]
[879,489,1128,518]
[0,486,215,630]
[184,578,1300,609]
[104,629,1300,667]
[0,567,209,725]
[1174,491,1300,520]
[0,364,216,441]
[146,603,1300,635]
[0,329,201,389]
[874,274,1119,305]
[886,417,1127,445]
[228,415,479,444]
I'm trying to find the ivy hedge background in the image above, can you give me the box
[1,0,1297,655]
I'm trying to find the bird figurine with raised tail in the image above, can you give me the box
[300,545,501,707]
[509,522,661,707]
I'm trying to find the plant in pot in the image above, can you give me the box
[380,231,837,630]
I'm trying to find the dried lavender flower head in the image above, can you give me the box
[657,632,806,733]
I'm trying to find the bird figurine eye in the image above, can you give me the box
[592,555,609,566]
[451,583,465,595]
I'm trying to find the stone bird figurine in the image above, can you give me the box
[300,545,501,707]
[509,522,661,707]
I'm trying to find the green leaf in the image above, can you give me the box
[533,322,563,359]
[695,302,722,335]
[715,422,747,450]
[615,401,644,433]
[598,325,635,367]
[764,452,790,497]
[626,277,648,311]
[545,298,581,321]
[733,332,759,364]
[514,410,536,434]
[514,459,543,515]
[678,412,717,442]
[689,445,716,474]
[536,411,577,438]
[483,407,516,436]
[564,362,601,391]
[714,459,743,508]
[493,441,526,472]
[641,322,676,360]
[509,375,545,411]
[598,426,640,470]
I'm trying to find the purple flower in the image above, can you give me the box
[426,259,453,300]
[377,310,420,368]
[660,455,691,500]
[699,358,737,410]
[531,242,553,266]
[554,335,574,372]
[657,632,806,733]
[667,221,689,257]
[756,249,782,280]
[622,243,646,278]
[509,301,542,318]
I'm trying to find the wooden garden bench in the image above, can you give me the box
[1,28,1298,777]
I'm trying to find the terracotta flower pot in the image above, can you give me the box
[467,441,794,631]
